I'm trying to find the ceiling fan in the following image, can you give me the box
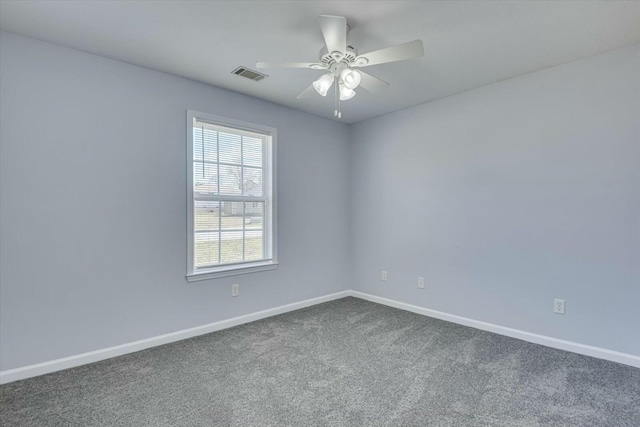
[257,15,424,119]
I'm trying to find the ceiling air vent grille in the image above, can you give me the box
[232,66,267,81]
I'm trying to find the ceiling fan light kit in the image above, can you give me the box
[340,68,361,90]
[257,15,424,119]
[339,84,356,101]
[312,73,334,96]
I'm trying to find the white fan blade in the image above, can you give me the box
[318,15,347,57]
[257,62,326,69]
[296,84,317,99]
[353,40,424,67]
[358,71,389,93]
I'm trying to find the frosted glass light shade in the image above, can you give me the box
[313,74,334,96]
[340,69,361,90]
[339,84,356,101]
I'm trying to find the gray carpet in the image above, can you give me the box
[1,297,639,426]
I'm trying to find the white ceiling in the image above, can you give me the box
[2,1,640,124]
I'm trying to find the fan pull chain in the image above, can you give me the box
[338,81,342,119]
[333,78,339,117]
[333,75,342,119]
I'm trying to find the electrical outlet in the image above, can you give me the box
[417,277,425,289]
[554,299,565,314]
[381,270,388,282]
[232,284,240,297]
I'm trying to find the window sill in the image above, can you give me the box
[186,261,279,282]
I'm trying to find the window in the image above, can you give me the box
[186,110,277,281]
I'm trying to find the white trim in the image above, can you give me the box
[350,291,640,369]
[187,261,278,281]
[0,291,349,385]
[3,289,638,385]
[186,110,278,280]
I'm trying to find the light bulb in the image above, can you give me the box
[339,84,356,101]
[340,69,361,90]
[312,74,334,97]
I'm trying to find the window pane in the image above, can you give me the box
[195,232,220,268]
[194,162,218,195]
[245,202,263,230]
[218,132,241,164]
[245,202,264,261]
[194,127,217,162]
[243,167,262,197]
[194,201,220,231]
[243,136,263,167]
[220,231,244,264]
[219,164,242,195]
[244,233,263,261]
[221,202,244,230]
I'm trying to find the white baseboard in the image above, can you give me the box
[350,291,640,369]
[0,290,351,384]
[3,289,638,384]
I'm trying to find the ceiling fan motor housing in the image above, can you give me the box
[319,45,358,68]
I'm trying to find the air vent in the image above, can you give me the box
[231,66,267,81]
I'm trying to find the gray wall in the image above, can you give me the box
[0,32,351,370]
[2,31,638,371]
[350,44,640,356]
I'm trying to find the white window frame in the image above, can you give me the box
[186,110,278,282]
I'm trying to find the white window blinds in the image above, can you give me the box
[187,111,276,280]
